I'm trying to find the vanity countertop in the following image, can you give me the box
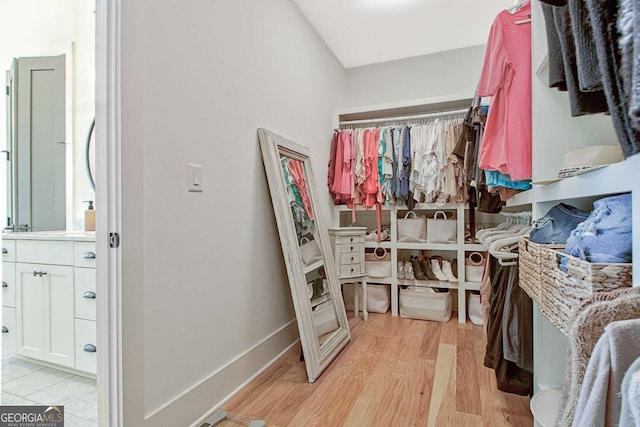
[2,231,96,242]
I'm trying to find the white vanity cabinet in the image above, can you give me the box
[3,233,96,375]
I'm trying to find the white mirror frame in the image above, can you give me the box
[258,127,350,382]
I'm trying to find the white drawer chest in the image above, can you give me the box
[328,227,368,321]
[2,232,97,375]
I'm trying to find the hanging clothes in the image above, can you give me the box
[286,158,314,222]
[329,114,466,209]
[477,3,532,181]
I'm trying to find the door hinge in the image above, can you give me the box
[109,232,120,248]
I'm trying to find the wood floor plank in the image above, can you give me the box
[341,396,378,427]
[219,312,533,426]
[427,343,457,427]
[419,319,442,360]
[456,327,482,415]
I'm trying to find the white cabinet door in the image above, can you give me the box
[16,263,75,367]
[16,263,45,359]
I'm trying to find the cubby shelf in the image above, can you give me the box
[335,203,487,323]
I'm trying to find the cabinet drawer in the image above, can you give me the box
[75,319,97,374]
[338,242,364,254]
[339,252,362,266]
[16,240,73,265]
[2,240,15,262]
[2,307,16,356]
[75,268,96,321]
[339,263,363,278]
[3,262,16,308]
[336,235,364,245]
[74,242,96,268]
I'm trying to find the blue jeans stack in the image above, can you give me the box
[530,203,590,245]
[563,193,632,264]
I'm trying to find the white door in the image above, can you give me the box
[14,55,66,232]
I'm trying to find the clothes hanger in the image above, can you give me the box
[508,0,531,24]
[489,226,531,266]
[508,0,529,13]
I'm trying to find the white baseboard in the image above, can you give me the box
[143,320,299,427]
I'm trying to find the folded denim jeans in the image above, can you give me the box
[563,193,632,265]
[530,203,590,244]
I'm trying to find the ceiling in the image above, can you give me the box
[293,0,517,68]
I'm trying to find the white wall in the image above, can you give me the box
[0,0,95,230]
[343,45,486,109]
[119,0,345,425]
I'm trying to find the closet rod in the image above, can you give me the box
[338,108,468,127]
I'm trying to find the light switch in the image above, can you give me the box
[187,163,203,192]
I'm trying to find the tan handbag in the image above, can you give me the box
[365,246,391,278]
[426,211,457,244]
[397,211,427,243]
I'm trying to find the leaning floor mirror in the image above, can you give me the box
[258,127,350,382]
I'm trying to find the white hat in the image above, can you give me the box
[558,144,623,178]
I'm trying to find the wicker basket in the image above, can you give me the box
[538,246,632,334]
[518,237,564,307]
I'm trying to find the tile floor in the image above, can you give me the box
[1,355,97,427]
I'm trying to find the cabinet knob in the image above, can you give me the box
[2,326,7,333]
[2,281,7,288]
[350,237,354,242]
[82,251,96,259]
[2,248,7,254]
[83,291,96,299]
[83,344,97,353]
[350,246,354,251]
[350,256,354,262]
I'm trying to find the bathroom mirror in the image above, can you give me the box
[258,127,350,382]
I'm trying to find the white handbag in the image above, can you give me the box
[365,246,391,278]
[465,252,485,283]
[397,211,427,243]
[426,211,457,244]
[313,300,339,336]
[299,237,322,266]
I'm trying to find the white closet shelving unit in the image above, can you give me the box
[334,203,487,322]
[519,1,640,424]
[332,93,496,323]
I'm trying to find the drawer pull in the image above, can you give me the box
[350,256,354,262]
[350,246,354,251]
[2,326,7,333]
[82,251,96,259]
[350,268,354,273]
[350,237,354,242]
[32,271,47,277]
[83,344,97,353]
[2,281,7,288]
[2,248,7,254]
[83,291,96,299]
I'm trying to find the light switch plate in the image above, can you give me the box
[187,163,203,192]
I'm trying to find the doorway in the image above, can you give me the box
[0,1,115,425]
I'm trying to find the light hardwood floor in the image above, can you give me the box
[213,312,533,427]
